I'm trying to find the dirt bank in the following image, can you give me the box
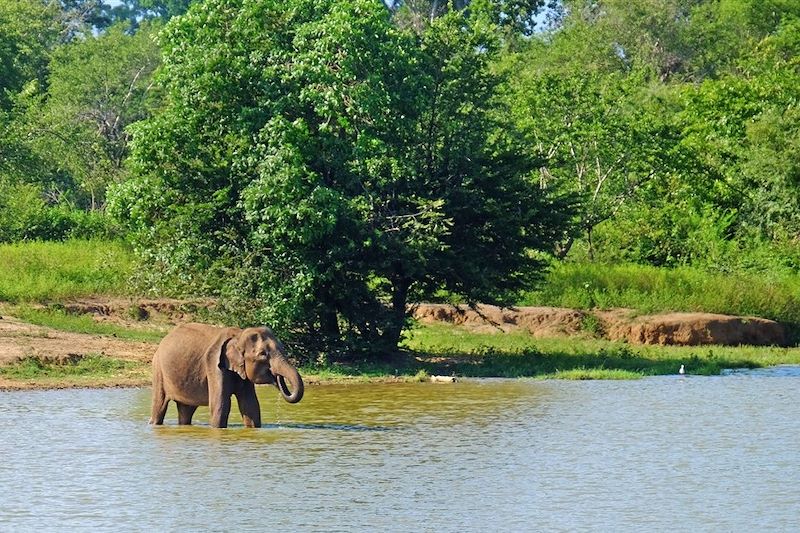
[0,316,156,366]
[0,299,791,391]
[413,303,788,347]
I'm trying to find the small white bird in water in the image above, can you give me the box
[679,364,685,375]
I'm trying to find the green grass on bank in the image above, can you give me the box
[400,323,800,379]
[2,240,800,323]
[523,262,800,325]
[6,305,167,343]
[0,354,150,387]
[0,239,134,302]
[0,354,140,380]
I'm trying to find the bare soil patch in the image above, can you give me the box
[413,303,788,347]
[47,297,214,329]
[0,297,197,390]
[0,316,156,365]
[0,296,214,367]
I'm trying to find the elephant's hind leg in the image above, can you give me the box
[176,402,198,425]
[150,386,169,425]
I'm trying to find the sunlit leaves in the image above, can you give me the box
[114,0,569,356]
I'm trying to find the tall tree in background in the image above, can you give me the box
[0,0,60,188]
[557,0,800,81]
[0,0,60,109]
[385,0,553,35]
[22,23,161,209]
[507,66,683,260]
[57,0,195,34]
[1,1,163,241]
[100,0,196,29]
[110,0,572,356]
[679,17,800,244]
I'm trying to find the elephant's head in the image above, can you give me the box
[223,327,304,403]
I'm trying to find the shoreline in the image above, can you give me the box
[0,371,427,392]
[4,301,800,391]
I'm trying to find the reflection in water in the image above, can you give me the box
[1,373,800,531]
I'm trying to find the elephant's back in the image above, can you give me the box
[153,323,227,405]
[154,323,219,361]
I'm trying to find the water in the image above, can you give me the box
[2,370,800,532]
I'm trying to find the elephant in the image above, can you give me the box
[149,323,304,428]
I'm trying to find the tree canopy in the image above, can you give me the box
[110,0,571,356]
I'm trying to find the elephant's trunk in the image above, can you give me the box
[271,357,304,404]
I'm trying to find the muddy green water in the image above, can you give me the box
[2,369,800,531]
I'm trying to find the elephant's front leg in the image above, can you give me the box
[235,381,262,428]
[209,395,232,428]
[208,372,232,428]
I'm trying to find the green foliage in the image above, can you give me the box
[387,0,551,36]
[0,240,134,302]
[112,0,571,357]
[560,0,800,81]
[0,4,162,243]
[503,47,693,260]
[0,0,59,110]
[500,1,800,269]
[0,181,118,242]
[103,0,196,28]
[20,22,161,210]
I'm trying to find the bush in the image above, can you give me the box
[0,181,119,242]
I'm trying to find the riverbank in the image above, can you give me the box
[3,300,800,391]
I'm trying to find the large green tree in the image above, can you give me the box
[110,0,571,357]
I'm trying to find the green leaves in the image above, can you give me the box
[114,0,570,357]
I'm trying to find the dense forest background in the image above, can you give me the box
[2,0,799,356]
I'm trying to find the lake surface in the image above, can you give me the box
[2,369,800,532]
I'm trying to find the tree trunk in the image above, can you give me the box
[319,307,340,339]
[381,276,411,352]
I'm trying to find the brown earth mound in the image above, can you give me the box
[57,297,214,324]
[603,312,787,346]
[413,304,788,347]
[413,303,586,337]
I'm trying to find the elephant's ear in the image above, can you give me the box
[220,335,247,380]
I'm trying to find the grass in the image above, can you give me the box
[0,354,150,387]
[5,305,167,343]
[399,323,800,379]
[522,262,800,325]
[0,239,134,302]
